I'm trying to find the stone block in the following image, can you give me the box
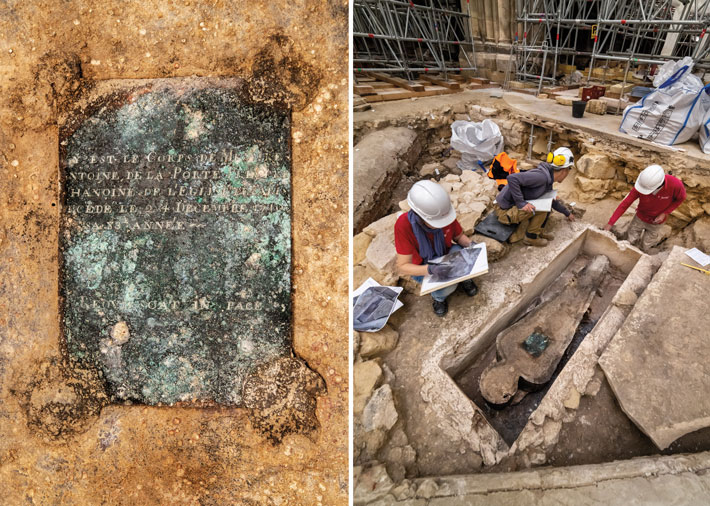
[576,153,616,179]
[459,191,475,204]
[354,360,383,415]
[442,157,461,173]
[427,111,452,129]
[563,387,581,410]
[586,98,607,115]
[599,247,710,449]
[471,234,509,262]
[453,103,467,114]
[458,202,488,235]
[362,384,398,432]
[354,232,373,266]
[468,104,482,116]
[359,325,399,359]
[363,212,400,238]
[675,199,706,222]
[420,162,442,177]
[443,174,461,183]
[480,106,497,116]
[391,481,416,501]
[460,170,479,184]
[353,264,399,290]
[439,181,453,193]
[415,479,439,499]
[532,134,548,155]
[555,96,575,106]
[685,216,710,252]
[365,233,397,273]
[575,174,614,201]
[354,127,421,232]
[427,142,446,156]
[354,464,394,505]
[398,199,411,212]
[609,82,634,94]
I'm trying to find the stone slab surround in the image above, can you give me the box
[600,246,710,449]
[419,225,649,466]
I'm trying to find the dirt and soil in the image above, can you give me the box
[0,1,348,504]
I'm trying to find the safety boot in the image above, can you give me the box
[539,230,555,241]
[460,279,479,297]
[523,232,548,247]
[432,299,448,317]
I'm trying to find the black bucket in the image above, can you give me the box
[572,100,587,118]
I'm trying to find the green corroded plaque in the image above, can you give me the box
[60,78,291,405]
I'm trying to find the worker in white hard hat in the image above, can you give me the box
[604,164,686,252]
[493,147,576,247]
[394,180,479,317]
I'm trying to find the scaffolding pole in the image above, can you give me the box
[515,0,710,88]
[353,0,476,81]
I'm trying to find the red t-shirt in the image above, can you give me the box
[608,174,686,226]
[394,213,463,265]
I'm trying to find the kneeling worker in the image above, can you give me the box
[604,164,685,252]
[394,180,479,317]
[494,147,576,247]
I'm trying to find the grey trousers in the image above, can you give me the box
[626,214,662,252]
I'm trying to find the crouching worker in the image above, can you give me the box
[604,164,685,252]
[494,147,576,247]
[395,180,479,317]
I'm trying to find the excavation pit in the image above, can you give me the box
[435,228,646,457]
[454,253,626,446]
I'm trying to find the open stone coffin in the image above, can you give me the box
[419,226,649,465]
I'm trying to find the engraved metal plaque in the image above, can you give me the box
[60,78,291,405]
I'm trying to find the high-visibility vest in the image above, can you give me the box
[488,152,519,187]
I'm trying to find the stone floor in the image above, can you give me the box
[361,451,710,505]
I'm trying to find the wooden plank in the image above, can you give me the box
[362,90,417,102]
[354,84,376,96]
[362,86,458,103]
[419,74,461,89]
[369,81,396,89]
[365,71,426,92]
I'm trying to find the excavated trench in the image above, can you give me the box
[355,96,710,480]
[454,255,624,447]
[437,229,710,470]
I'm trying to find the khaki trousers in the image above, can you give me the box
[625,214,662,252]
[495,205,550,243]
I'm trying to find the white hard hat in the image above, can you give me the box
[547,147,575,169]
[635,165,665,195]
[407,180,456,228]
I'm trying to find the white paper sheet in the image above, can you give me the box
[420,243,488,295]
[353,278,404,313]
[525,190,557,213]
[685,247,710,267]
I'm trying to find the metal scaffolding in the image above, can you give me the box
[353,0,477,81]
[516,0,710,85]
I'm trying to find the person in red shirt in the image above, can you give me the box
[395,180,479,317]
[604,165,686,252]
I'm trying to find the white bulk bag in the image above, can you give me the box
[700,106,710,154]
[450,119,504,170]
[619,58,709,145]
